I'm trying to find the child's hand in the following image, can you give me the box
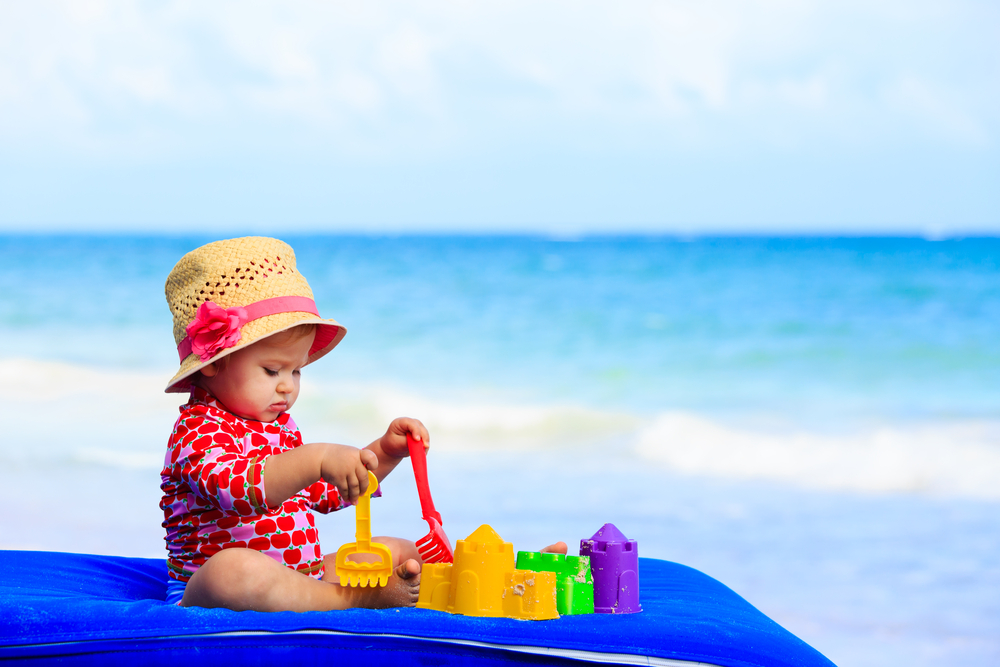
[379,417,430,460]
[318,444,379,504]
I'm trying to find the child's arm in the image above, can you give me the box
[262,442,375,509]
[262,417,429,509]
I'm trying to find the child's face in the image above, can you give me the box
[199,327,317,422]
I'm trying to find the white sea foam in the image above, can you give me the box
[635,412,1000,499]
[4,357,1000,500]
[293,378,640,453]
[0,357,182,465]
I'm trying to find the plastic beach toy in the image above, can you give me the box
[580,523,641,613]
[418,524,559,620]
[516,551,594,615]
[334,471,392,587]
[407,434,453,563]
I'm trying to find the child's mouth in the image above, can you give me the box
[269,402,288,412]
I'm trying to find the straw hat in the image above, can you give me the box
[164,236,346,393]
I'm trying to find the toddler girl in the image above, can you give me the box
[159,236,424,611]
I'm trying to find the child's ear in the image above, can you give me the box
[200,362,220,378]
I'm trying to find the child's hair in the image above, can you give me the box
[191,323,320,384]
[268,323,318,346]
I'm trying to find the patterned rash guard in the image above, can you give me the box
[160,387,350,582]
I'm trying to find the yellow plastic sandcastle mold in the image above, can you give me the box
[334,471,393,587]
[502,569,558,620]
[416,524,558,620]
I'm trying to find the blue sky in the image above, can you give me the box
[0,1,997,234]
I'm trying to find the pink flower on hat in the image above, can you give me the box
[186,301,249,361]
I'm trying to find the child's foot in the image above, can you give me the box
[540,542,568,555]
[361,558,421,609]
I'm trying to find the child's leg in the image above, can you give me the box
[180,546,420,612]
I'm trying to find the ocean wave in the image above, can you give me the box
[294,379,640,452]
[635,412,1000,499]
[5,357,999,500]
[0,357,181,466]
[73,447,164,470]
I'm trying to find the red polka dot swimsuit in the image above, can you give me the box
[160,387,349,582]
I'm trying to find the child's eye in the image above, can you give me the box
[264,368,279,377]
[293,369,301,377]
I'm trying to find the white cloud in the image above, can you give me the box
[0,0,995,160]
[883,74,989,145]
[0,0,996,232]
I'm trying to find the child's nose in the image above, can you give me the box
[276,377,293,394]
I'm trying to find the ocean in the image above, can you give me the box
[1,234,998,665]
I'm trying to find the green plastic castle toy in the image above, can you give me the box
[515,550,595,615]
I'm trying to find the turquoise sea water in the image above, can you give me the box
[5,234,999,417]
[1,234,998,666]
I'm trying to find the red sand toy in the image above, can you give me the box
[407,434,454,563]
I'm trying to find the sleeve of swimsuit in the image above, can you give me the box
[303,480,349,513]
[166,408,268,516]
[304,478,383,513]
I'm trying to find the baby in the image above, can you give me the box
[159,236,567,613]
[159,236,425,611]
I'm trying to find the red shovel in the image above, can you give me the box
[407,434,454,563]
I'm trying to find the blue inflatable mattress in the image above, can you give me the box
[0,550,834,666]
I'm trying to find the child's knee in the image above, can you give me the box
[184,548,280,607]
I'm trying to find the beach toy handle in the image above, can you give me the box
[407,434,442,524]
[355,471,378,550]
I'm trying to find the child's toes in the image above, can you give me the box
[397,559,421,602]
[395,558,421,581]
[540,541,568,555]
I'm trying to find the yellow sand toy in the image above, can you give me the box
[334,471,393,587]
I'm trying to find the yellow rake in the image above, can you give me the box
[334,470,393,587]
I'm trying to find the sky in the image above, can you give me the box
[0,0,997,234]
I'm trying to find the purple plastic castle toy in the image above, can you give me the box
[579,523,641,614]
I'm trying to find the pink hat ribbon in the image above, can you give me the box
[178,296,320,362]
